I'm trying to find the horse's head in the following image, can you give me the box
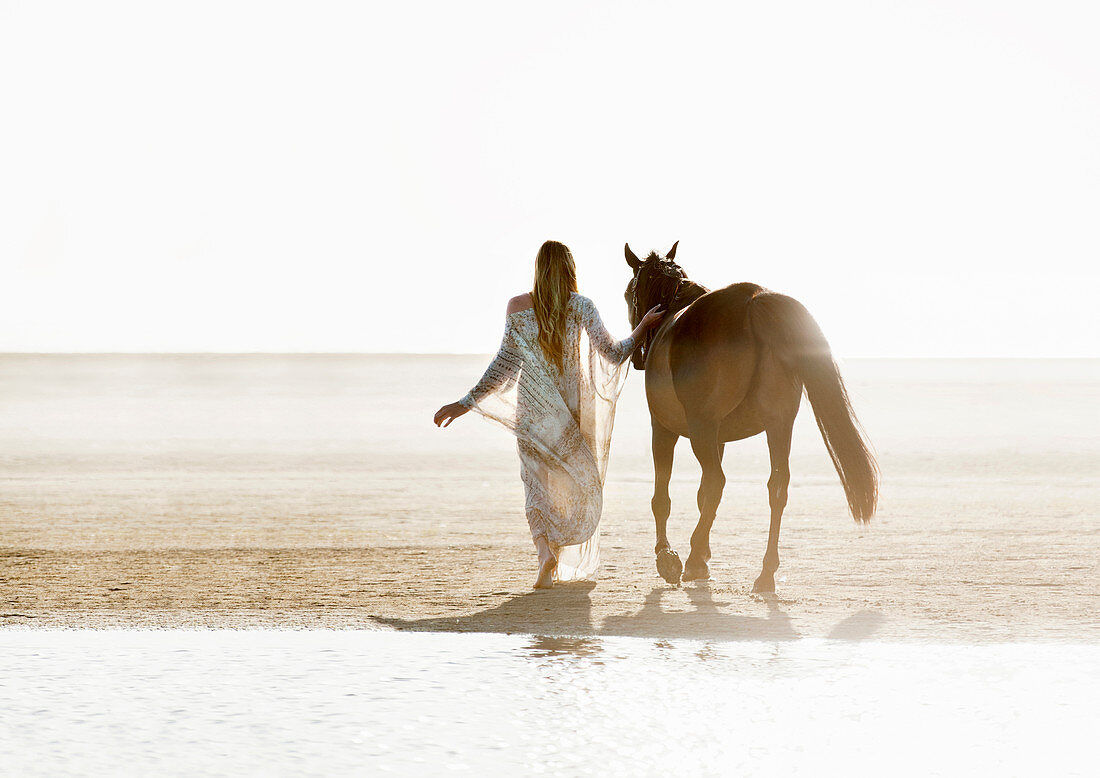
[624,240,685,370]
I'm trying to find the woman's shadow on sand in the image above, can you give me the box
[374,581,799,642]
[373,581,599,636]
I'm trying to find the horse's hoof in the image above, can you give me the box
[656,548,682,585]
[682,558,710,582]
[751,575,775,593]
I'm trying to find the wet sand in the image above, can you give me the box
[2,355,1098,641]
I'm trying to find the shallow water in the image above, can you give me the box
[2,629,1097,777]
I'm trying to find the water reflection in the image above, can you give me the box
[524,636,604,662]
[2,630,1096,776]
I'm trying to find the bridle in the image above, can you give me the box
[632,260,687,368]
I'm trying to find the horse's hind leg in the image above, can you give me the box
[753,419,793,593]
[683,425,725,582]
[651,420,682,584]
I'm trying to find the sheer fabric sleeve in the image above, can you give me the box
[459,316,522,409]
[579,297,635,366]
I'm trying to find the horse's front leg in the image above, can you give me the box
[651,420,681,584]
[683,425,725,582]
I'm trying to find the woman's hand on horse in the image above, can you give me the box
[641,305,665,329]
[434,401,468,428]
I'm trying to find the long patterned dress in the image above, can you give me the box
[459,293,635,581]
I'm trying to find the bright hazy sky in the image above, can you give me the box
[1,1,1097,356]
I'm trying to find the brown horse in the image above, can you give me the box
[624,242,879,591]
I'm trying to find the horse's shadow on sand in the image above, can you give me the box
[374,581,799,642]
[601,583,798,641]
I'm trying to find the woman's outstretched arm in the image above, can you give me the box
[434,304,522,427]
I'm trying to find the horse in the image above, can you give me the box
[624,241,879,591]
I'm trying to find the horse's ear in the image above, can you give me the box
[625,243,642,269]
[667,240,679,261]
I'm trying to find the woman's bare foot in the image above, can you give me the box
[533,536,557,589]
[534,555,557,589]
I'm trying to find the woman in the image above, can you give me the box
[434,240,663,589]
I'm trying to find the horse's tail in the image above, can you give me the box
[748,292,879,522]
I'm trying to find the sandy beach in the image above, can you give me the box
[2,355,1098,641]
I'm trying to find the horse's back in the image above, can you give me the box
[644,283,769,436]
[669,282,763,357]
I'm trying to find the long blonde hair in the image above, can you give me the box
[531,240,578,370]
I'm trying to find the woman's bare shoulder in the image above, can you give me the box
[506,293,534,314]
